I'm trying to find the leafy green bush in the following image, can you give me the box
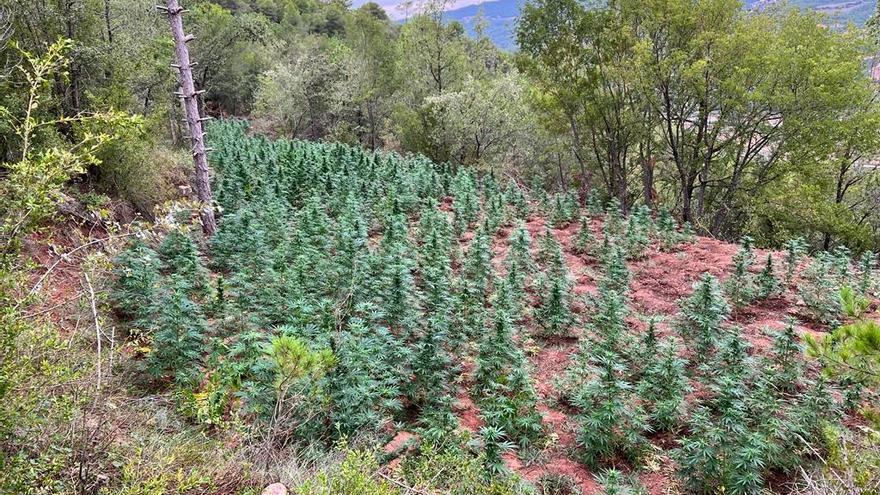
[297,449,397,495]
[839,286,869,319]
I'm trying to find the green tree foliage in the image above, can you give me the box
[517,0,880,247]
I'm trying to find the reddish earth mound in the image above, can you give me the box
[448,215,876,494]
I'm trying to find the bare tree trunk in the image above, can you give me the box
[642,155,655,212]
[162,0,217,236]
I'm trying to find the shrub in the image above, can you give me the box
[297,448,397,495]
[538,473,582,495]
[401,441,526,494]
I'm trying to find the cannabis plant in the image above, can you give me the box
[857,251,877,295]
[148,276,209,386]
[725,236,756,307]
[677,274,730,363]
[783,237,807,285]
[574,350,650,468]
[574,215,595,255]
[755,253,780,299]
[112,239,160,328]
[475,302,544,449]
[637,338,689,431]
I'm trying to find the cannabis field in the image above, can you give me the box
[109,120,880,494]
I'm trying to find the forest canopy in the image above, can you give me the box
[3,0,880,249]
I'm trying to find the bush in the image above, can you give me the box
[297,449,397,495]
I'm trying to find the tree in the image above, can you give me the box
[162,0,217,236]
[426,72,532,167]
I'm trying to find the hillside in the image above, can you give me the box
[445,0,877,50]
[71,121,874,493]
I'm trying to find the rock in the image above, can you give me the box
[261,482,288,495]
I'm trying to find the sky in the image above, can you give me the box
[351,0,491,19]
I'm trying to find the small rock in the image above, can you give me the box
[262,483,287,495]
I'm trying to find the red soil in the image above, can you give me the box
[442,214,878,494]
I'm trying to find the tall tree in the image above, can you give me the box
[162,0,217,236]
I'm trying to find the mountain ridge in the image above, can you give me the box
[442,0,876,51]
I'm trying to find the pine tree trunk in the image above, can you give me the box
[165,0,217,236]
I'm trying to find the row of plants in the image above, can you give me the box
[109,120,878,493]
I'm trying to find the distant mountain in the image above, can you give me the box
[443,0,522,50]
[442,0,876,51]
